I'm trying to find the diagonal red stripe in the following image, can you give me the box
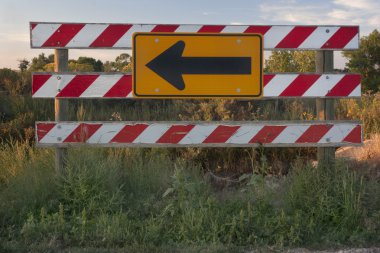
[322,27,358,49]
[198,25,225,33]
[151,25,179,32]
[56,75,99,98]
[31,23,37,30]
[64,123,102,143]
[263,74,275,87]
[326,74,361,97]
[296,125,333,143]
[343,125,361,143]
[104,75,132,97]
[90,24,132,47]
[110,124,149,143]
[249,126,286,143]
[275,26,317,48]
[244,26,271,35]
[157,125,195,144]
[203,125,240,143]
[36,123,56,141]
[42,24,85,47]
[280,74,320,97]
[32,74,52,94]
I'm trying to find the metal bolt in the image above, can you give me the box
[236,88,241,92]
[326,75,329,79]
[57,29,60,33]
[155,88,160,92]
[326,29,330,33]
[236,39,241,44]
[57,76,61,80]
[58,89,61,92]
[57,137,62,141]
[57,125,61,129]
[155,38,159,43]
[326,137,331,142]
[57,41,61,45]
[325,42,329,46]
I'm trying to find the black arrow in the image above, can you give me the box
[146,40,251,90]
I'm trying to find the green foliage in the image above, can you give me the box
[0,68,28,96]
[343,30,380,92]
[104,53,132,72]
[337,92,380,137]
[29,53,54,72]
[265,51,316,72]
[0,143,379,251]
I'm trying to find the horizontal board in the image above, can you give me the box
[30,23,359,50]
[36,121,362,147]
[32,73,361,98]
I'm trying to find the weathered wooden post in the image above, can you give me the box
[316,51,335,165]
[54,49,68,172]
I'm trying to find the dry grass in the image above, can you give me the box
[336,133,380,179]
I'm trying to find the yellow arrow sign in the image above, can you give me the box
[133,33,263,98]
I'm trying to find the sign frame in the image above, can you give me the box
[132,32,263,98]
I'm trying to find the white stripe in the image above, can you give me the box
[349,84,361,97]
[299,26,339,49]
[87,124,125,143]
[33,76,57,98]
[221,25,249,33]
[344,34,359,49]
[175,25,202,32]
[264,74,298,97]
[272,125,309,143]
[32,24,61,47]
[113,24,156,48]
[39,123,78,144]
[133,124,171,143]
[303,74,344,97]
[226,125,263,144]
[80,75,122,97]
[65,24,107,47]
[264,26,294,48]
[319,124,356,143]
[33,75,75,97]
[179,125,218,144]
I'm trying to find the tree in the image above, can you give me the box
[29,53,54,72]
[104,53,132,72]
[77,57,103,72]
[343,29,380,92]
[265,51,316,72]
[18,59,29,72]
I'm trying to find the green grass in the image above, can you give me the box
[1,88,379,252]
[0,142,379,252]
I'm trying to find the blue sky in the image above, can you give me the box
[0,0,379,69]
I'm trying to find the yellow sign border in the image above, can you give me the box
[133,32,263,98]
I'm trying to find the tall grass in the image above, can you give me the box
[0,142,378,252]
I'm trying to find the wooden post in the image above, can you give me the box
[54,49,69,173]
[316,51,335,165]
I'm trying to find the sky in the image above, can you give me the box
[0,0,379,70]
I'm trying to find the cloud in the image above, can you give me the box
[333,0,378,10]
[259,4,331,25]
[258,0,379,35]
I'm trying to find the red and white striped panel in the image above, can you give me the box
[30,23,359,50]
[36,121,362,147]
[32,73,133,98]
[32,73,361,98]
